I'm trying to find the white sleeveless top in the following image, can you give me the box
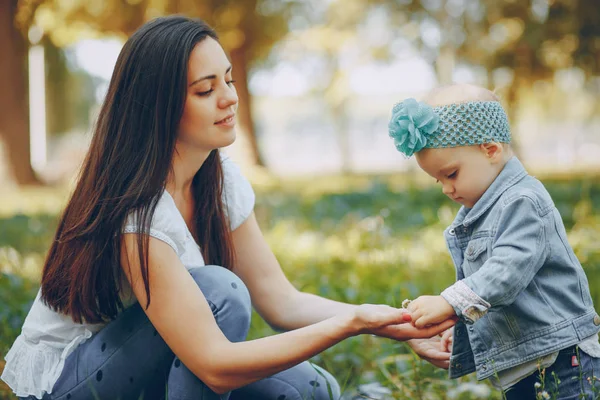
[1,156,255,399]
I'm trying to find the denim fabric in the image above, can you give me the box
[505,346,600,400]
[446,157,600,380]
[20,266,340,400]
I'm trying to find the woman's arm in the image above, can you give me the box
[231,213,455,338]
[120,234,407,394]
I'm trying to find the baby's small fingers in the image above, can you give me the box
[414,315,431,329]
[409,309,423,327]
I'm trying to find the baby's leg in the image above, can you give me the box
[505,346,600,400]
[543,347,600,400]
[230,362,341,400]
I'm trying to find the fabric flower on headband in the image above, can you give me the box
[388,98,439,157]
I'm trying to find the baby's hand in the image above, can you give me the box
[406,295,455,328]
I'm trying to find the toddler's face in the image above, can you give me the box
[415,146,502,208]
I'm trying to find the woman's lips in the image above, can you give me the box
[214,114,235,126]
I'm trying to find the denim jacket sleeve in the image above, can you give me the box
[462,195,548,309]
[441,280,490,323]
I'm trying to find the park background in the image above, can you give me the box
[1,0,599,398]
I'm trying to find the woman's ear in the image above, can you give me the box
[479,142,504,163]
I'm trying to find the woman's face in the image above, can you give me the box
[178,37,238,151]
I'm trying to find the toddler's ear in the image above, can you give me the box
[480,142,503,163]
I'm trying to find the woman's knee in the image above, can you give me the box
[308,364,341,400]
[231,362,341,400]
[188,265,251,341]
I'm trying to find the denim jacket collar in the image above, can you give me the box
[450,157,528,229]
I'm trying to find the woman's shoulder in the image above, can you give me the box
[123,190,188,255]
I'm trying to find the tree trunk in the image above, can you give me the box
[228,46,264,167]
[0,0,40,185]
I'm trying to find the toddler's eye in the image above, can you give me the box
[448,171,457,179]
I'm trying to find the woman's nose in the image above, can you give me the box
[219,84,238,109]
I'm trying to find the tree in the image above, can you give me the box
[380,0,600,117]
[288,1,392,173]
[0,0,40,185]
[407,0,600,153]
[460,0,600,115]
[14,0,309,170]
[315,0,600,158]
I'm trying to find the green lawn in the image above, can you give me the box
[1,173,599,399]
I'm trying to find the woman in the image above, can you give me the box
[1,16,455,400]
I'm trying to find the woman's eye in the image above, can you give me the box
[197,89,213,96]
[227,80,236,86]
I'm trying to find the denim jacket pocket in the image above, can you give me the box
[462,237,491,276]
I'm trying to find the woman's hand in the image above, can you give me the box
[347,304,412,335]
[371,316,456,341]
[407,336,452,369]
[440,327,453,352]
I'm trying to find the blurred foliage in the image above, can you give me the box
[7,0,599,174]
[43,37,100,136]
[269,0,600,167]
[1,174,599,399]
[12,0,324,167]
[15,0,313,67]
[16,0,600,125]
[16,0,600,82]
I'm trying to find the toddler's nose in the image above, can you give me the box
[442,183,455,196]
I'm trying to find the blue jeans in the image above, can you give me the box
[23,266,340,400]
[505,346,600,400]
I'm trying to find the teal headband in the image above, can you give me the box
[388,98,511,157]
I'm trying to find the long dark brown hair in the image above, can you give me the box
[41,16,235,324]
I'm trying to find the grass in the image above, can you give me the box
[1,173,599,399]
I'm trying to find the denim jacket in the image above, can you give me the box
[443,157,600,380]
